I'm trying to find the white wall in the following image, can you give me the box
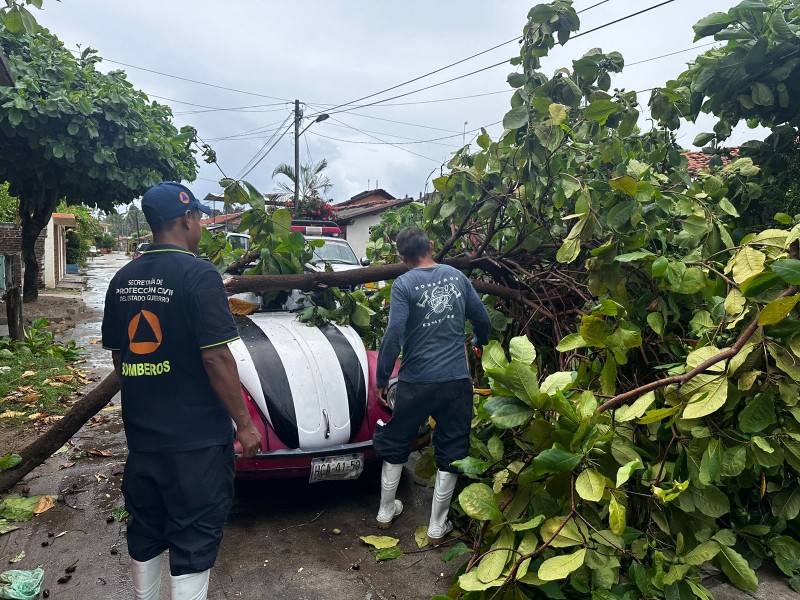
[345,213,382,260]
[43,220,55,288]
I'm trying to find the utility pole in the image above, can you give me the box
[294,99,302,208]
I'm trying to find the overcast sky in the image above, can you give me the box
[36,0,751,206]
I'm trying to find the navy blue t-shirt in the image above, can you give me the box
[101,244,238,452]
[376,264,491,387]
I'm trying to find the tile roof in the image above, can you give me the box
[200,212,241,228]
[685,148,739,175]
[335,197,413,221]
[335,189,396,208]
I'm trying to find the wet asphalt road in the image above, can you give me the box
[1,253,797,599]
[1,252,457,600]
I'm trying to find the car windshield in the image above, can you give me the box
[311,240,358,265]
[228,235,249,252]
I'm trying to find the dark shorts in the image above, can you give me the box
[373,379,472,473]
[122,444,234,576]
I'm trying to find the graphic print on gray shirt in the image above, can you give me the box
[376,264,491,387]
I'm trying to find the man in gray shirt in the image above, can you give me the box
[373,227,490,544]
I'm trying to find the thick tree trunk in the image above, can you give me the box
[19,189,57,303]
[4,254,23,340]
[0,372,120,494]
[224,255,546,308]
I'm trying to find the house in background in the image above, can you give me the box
[43,212,76,288]
[333,189,413,259]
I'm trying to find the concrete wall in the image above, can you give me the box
[344,213,381,260]
[0,223,44,289]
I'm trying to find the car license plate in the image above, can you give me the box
[309,453,364,483]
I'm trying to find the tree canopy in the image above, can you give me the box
[0,25,198,299]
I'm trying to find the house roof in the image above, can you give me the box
[685,149,739,175]
[335,197,413,222]
[52,213,77,226]
[200,212,241,228]
[335,189,396,208]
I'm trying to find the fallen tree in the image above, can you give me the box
[0,372,120,493]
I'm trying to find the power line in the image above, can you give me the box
[235,115,293,180]
[147,94,288,111]
[312,0,678,118]
[319,118,502,146]
[324,117,443,163]
[626,41,717,66]
[98,57,293,102]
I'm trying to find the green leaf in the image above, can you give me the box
[359,535,399,549]
[458,483,503,521]
[584,99,619,123]
[442,541,471,563]
[772,259,800,285]
[539,517,586,548]
[488,400,535,429]
[509,336,537,365]
[737,395,775,433]
[682,373,728,419]
[616,460,641,487]
[511,515,545,531]
[477,527,513,583]
[556,333,587,352]
[609,176,638,198]
[503,106,529,130]
[538,548,586,581]
[376,547,404,561]
[721,446,746,477]
[772,487,800,520]
[647,312,665,336]
[414,525,429,549]
[3,6,25,33]
[730,247,766,284]
[548,103,568,125]
[576,468,606,502]
[688,484,730,518]
[557,236,581,263]
[614,392,655,423]
[506,361,540,408]
[741,272,780,298]
[769,536,800,562]
[540,372,576,396]
[112,506,130,522]
[507,73,527,88]
[758,294,800,326]
[482,340,509,371]
[616,250,655,263]
[609,495,626,536]
[533,448,582,474]
[488,435,504,462]
[684,541,721,566]
[693,132,716,147]
[452,457,491,478]
[717,546,758,593]
[637,406,680,425]
[0,453,22,471]
[693,12,734,40]
[699,438,723,485]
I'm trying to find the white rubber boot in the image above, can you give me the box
[428,470,458,545]
[376,461,404,529]
[170,570,210,600]
[130,553,164,600]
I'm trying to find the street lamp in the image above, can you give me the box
[294,102,330,207]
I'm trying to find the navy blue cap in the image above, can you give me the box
[141,182,211,226]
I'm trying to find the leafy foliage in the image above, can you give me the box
[382,1,800,598]
[0,26,197,299]
[366,201,425,263]
[272,159,335,220]
[0,181,17,223]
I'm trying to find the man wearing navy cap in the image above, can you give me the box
[101,182,261,600]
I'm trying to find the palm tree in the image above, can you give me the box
[272,159,333,218]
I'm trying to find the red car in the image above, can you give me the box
[229,312,428,482]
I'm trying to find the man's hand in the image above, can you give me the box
[377,386,389,409]
[236,421,262,458]
[473,345,483,359]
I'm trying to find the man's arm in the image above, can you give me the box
[112,351,121,378]
[376,281,409,404]
[464,280,491,348]
[201,345,262,458]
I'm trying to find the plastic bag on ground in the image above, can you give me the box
[0,567,45,600]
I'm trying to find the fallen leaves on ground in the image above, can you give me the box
[111,507,129,522]
[101,405,120,412]
[87,449,112,458]
[359,535,399,549]
[0,454,21,472]
[19,371,36,378]
[94,472,108,483]
[32,496,55,514]
[0,411,25,419]
[58,463,75,470]
[88,415,109,427]
[9,550,24,563]
[21,392,41,404]
[26,412,46,420]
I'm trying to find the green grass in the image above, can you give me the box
[0,354,82,429]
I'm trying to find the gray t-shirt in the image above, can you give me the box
[376,264,491,387]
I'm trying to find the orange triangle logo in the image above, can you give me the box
[127,310,163,355]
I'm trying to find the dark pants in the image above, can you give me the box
[122,444,234,576]
[374,379,472,473]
